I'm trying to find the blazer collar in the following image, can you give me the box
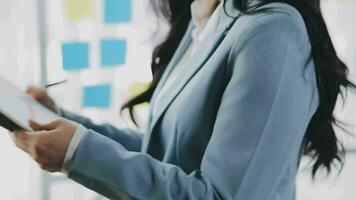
[142,0,244,152]
[216,0,241,32]
[216,0,262,32]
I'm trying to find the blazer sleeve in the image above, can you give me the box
[61,109,143,152]
[67,13,318,200]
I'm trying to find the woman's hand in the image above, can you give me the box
[11,119,77,172]
[27,86,57,113]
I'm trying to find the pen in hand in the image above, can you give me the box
[45,80,67,89]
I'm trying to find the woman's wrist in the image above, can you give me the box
[61,124,88,175]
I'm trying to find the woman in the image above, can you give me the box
[12,0,354,199]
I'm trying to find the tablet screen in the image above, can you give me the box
[0,77,60,131]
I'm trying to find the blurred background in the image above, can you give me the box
[0,0,355,199]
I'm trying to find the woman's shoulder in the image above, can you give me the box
[229,2,310,47]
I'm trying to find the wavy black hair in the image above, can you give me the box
[122,0,355,177]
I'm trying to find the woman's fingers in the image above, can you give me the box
[11,119,77,173]
[12,130,50,163]
[11,130,35,154]
[29,120,44,131]
[29,120,59,131]
[26,86,46,100]
[26,86,58,113]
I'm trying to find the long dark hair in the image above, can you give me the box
[122,0,355,176]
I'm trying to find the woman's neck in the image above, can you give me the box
[191,0,221,32]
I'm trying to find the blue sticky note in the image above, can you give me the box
[62,42,89,70]
[104,0,132,23]
[82,85,112,108]
[101,39,126,67]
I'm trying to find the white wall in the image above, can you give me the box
[0,0,42,199]
[297,1,356,199]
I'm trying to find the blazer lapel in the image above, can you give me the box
[143,1,242,152]
[150,22,195,106]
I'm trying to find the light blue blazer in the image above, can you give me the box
[62,1,319,199]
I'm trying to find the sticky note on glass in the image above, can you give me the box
[129,82,150,98]
[62,42,89,71]
[82,84,112,108]
[64,0,95,22]
[101,39,127,67]
[104,0,132,23]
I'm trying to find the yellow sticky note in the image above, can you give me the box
[129,82,151,98]
[129,82,151,108]
[64,0,94,22]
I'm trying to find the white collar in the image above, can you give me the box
[191,0,221,28]
[191,1,222,43]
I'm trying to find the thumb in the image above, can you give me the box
[29,120,59,131]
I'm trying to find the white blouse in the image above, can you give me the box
[151,1,222,117]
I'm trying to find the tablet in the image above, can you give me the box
[0,77,60,131]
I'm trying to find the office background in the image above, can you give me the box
[0,0,355,199]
